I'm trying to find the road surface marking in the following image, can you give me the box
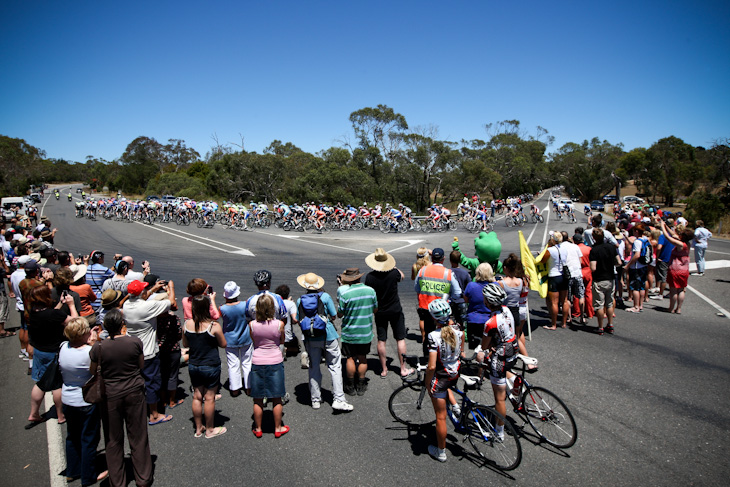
[686,285,730,319]
[45,393,66,487]
[689,260,730,272]
[134,223,255,256]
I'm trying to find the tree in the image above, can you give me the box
[349,105,408,182]
[119,136,164,193]
[163,139,200,172]
[0,135,46,196]
[646,136,696,207]
[552,138,624,202]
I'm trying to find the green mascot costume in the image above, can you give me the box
[451,232,503,277]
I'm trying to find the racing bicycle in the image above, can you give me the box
[388,355,522,470]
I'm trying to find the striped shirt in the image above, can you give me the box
[85,264,114,311]
[337,283,377,344]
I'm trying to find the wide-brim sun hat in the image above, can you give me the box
[72,264,87,283]
[339,268,364,283]
[101,289,123,309]
[297,272,325,290]
[365,248,396,272]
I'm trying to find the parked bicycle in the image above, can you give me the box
[464,354,577,449]
[388,355,522,470]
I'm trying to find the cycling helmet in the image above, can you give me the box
[428,299,451,323]
[482,283,507,307]
[253,269,272,287]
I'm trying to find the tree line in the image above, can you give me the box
[1,105,728,224]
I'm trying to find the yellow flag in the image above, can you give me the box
[519,230,549,298]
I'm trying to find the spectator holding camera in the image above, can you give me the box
[123,278,176,426]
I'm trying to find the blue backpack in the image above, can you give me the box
[639,238,652,265]
[298,292,328,338]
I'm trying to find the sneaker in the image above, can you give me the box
[450,404,461,417]
[300,352,310,369]
[649,295,663,300]
[697,273,704,277]
[311,401,321,410]
[332,399,354,412]
[428,444,447,462]
[19,350,29,360]
[282,393,290,405]
[494,425,505,442]
[606,326,614,335]
[597,327,604,336]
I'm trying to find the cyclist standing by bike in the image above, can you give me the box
[424,299,464,463]
[476,284,518,441]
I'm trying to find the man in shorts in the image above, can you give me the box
[364,248,413,378]
[590,228,622,335]
[650,218,675,300]
[337,268,378,396]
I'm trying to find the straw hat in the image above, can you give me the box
[297,272,325,290]
[365,248,396,272]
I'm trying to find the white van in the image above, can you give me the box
[1,197,26,221]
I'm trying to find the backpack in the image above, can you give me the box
[298,292,328,338]
[639,238,652,265]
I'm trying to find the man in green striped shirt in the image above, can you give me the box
[337,268,378,396]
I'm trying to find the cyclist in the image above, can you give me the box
[530,203,542,220]
[424,299,465,463]
[399,203,413,227]
[584,204,592,217]
[474,205,490,231]
[476,284,518,441]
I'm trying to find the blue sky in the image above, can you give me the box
[1,1,728,162]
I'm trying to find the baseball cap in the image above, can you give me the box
[432,248,445,260]
[127,280,149,296]
[24,259,40,272]
[17,255,32,267]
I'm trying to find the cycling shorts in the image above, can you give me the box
[429,373,458,399]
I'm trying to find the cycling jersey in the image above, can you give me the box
[428,323,463,378]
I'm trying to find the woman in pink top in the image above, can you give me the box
[249,294,288,438]
[182,278,220,321]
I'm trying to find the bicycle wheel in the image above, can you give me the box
[410,220,421,232]
[506,216,514,227]
[522,386,577,448]
[388,384,435,427]
[448,220,457,231]
[465,405,522,471]
[397,220,409,233]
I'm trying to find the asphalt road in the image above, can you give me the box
[2,189,729,486]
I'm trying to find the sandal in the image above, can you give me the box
[148,414,173,426]
[625,308,640,313]
[0,331,15,338]
[168,399,184,409]
[400,368,415,378]
[205,426,227,439]
[194,428,205,438]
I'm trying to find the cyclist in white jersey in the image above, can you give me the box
[425,299,464,462]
